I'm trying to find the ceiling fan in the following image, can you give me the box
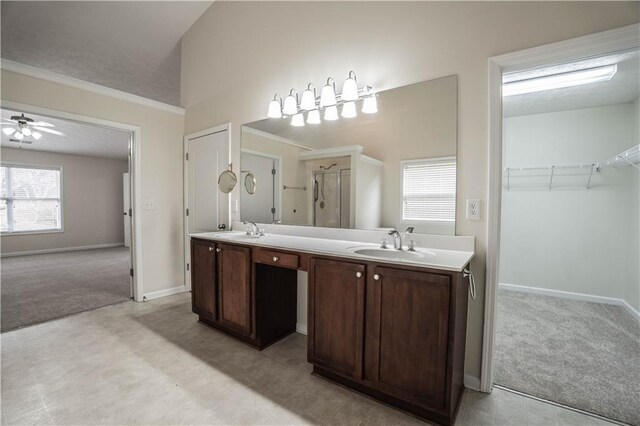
[1,113,65,142]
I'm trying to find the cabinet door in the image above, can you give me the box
[367,266,450,410]
[191,239,216,319]
[308,258,366,380]
[217,243,252,335]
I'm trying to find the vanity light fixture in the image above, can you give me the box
[282,89,299,115]
[291,113,305,127]
[320,78,337,108]
[341,71,359,101]
[300,84,317,111]
[307,109,321,124]
[341,101,357,118]
[503,64,618,96]
[267,94,282,118]
[362,94,378,114]
[324,105,339,121]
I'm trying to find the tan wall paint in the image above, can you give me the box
[1,70,185,294]
[181,1,639,381]
[1,148,128,254]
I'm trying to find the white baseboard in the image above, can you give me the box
[296,323,308,335]
[499,283,640,321]
[143,285,186,301]
[464,374,481,391]
[1,242,125,258]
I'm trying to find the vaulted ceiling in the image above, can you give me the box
[0,1,212,106]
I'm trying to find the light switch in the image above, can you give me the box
[466,199,481,220]
[144,199,156,210]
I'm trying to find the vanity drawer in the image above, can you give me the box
[255,248,299,269]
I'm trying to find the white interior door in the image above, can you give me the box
[184,128,229,290]
[123,172,131,248]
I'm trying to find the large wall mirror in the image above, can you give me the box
[240,75,458,235]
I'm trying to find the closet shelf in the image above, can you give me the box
[504,163,598,190]
[598,145,640,170]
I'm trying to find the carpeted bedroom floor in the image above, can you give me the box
[1,247,131,332]
[494,288,640,425]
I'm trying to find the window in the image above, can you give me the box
[1,164,62,234]
[401,157,456,223]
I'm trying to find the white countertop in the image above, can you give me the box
[189,231,474,273]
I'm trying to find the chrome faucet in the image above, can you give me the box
[244,221,260,236]
[405,226,414,233]
[388,230,403,250]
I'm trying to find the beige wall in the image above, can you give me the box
[1,148,128,254]
[181,1,639,381]
[1,70,185,295]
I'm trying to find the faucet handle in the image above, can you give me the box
[408,239,416,252]
[380,238,388,249]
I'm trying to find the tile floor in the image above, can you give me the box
[0,293,618,425]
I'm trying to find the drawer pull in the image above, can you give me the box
[273,256,279,262]
[373,274,380,281]
[216,248,221,253]
[356,272,362,278]
[208,247,213,252]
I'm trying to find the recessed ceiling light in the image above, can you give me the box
[503,64,617,97]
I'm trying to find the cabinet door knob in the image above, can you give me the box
[208,247,213,252]
[272,256,279,262]
[373,274,380,281]
[216,248,221,253]
[356,272,362,278]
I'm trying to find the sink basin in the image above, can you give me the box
[351,248,425,261]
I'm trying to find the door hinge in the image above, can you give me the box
[128,147,132,157]
[271,168,276,175]
[271,207,276,214]
[186,263,190,271]
[128,208,132,217]
[130,268,134,277]
[185,152,189,161]
[186,208,189,216]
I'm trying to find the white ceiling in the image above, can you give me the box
[1,109,131,160]
[503,51,640,117]
[0,1,213,106]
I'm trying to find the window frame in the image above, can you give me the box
[1,162,64,236]
[399,156,457,228]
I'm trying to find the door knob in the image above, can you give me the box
[356,272,362,278]
[273,256,279,262]
[216,248,221,253]
[373,274,380,280]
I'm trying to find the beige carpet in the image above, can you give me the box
[494,288,640,425]
[1,247,131,332]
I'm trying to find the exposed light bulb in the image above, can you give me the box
[300,84,317,111]
[2,127,16,136]
[32,131,42,140]
[291,113,305,127]
[341,101,357,118]
[324,105,339,121]
[22,127,32,136]
[307,109,321,124]
[362,94,378,114]
[341,71,359,101]
[267,95,282,118]
[282,90,298,116]
[15,132,24,140]
[320,78,337,108]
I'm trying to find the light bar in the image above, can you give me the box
[503,64,617,97]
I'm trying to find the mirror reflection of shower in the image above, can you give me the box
[313,162,350,228]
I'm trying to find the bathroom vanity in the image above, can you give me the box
[189,229,474,425]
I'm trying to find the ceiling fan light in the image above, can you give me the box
[2,127,16,136]
[341,71,359,101]
[307,109,321,124]
[362,94,378,114]
[282,90,299,116]
[15,132,24,140]
[22,127,32,136]
[267,95,282,118]
[32,131,42,140]
[291,113,305,127]
[320,78,337,108]
[300,84,317,111]
[324,105,339,121]
[342,101,357,118]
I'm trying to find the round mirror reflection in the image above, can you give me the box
[244,173,256,195]
[218,170,237,193]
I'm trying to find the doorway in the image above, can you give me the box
[241,149,281,224]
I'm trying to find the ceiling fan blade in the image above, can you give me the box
[33,126,64,136]
[1,118,17,124]
[31,121,54,127]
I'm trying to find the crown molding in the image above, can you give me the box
[1,59,185,116]
[242,126,313,151]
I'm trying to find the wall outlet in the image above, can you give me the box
[144,199,156,210]
[466,199,481,220]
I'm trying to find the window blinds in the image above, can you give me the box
[1,165,62,233]
[402,159,456,222]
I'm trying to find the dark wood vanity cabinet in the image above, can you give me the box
[190,238,217,319]
[216,243,252,335]
[309,256,468,426]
